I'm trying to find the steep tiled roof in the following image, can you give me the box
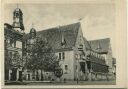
[88,38,110,54]
[23,22,80,52]
[37,22,80,51]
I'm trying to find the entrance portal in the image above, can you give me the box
[11,68,17,81]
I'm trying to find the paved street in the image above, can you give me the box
[5,80,116,85]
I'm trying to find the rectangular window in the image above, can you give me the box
[65,65,68,70]
[62,52,65,60]
[59,53,61,60]
[64,65,68,74]
[59,52,65,60]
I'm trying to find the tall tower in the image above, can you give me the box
[12,6,24,32]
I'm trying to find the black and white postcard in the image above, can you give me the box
[0,0,127,89]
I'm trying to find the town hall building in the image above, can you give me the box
[23,22,111,81]
[4,7,115,82]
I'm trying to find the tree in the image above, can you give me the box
[26,37,60,81]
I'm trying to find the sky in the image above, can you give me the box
[4,3,116,57]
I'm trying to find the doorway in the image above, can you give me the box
[11,68,17,81]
